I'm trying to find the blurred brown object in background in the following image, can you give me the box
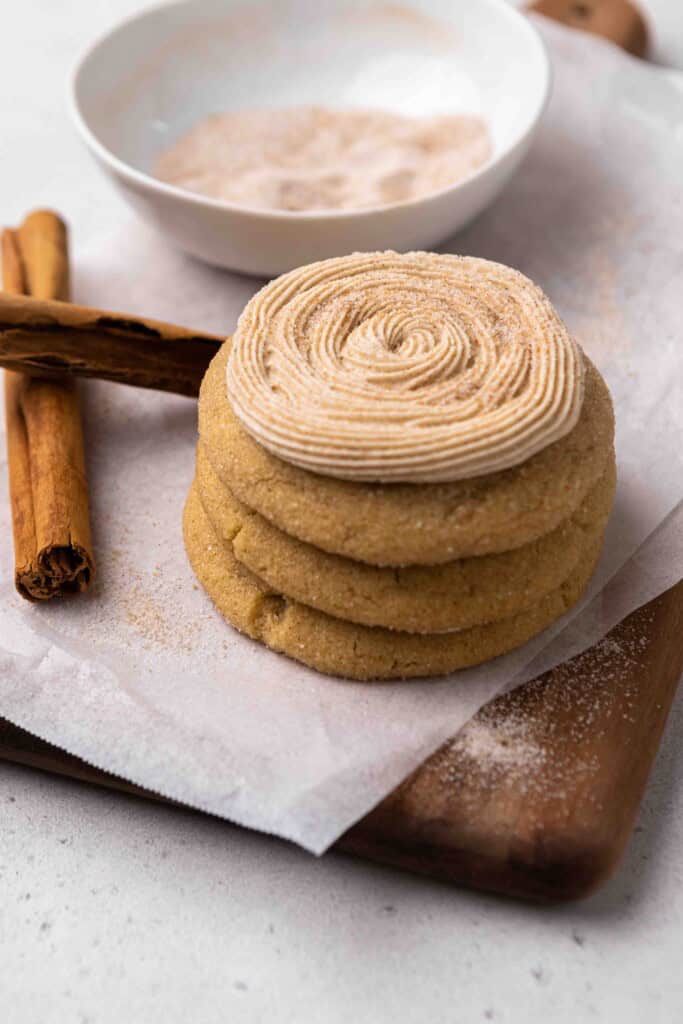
[530,0,648,57]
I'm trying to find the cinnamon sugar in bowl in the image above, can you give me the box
[71,0,550,276]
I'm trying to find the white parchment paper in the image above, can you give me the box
[1,21,683,853]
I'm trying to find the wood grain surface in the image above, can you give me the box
[342,582,683,900]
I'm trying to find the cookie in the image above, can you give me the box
[196,442,615,633]
[183,482,603,681]
[199,343,614,566]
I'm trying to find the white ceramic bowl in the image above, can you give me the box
[71,0,550,277]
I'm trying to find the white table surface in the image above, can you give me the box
[1,2,683,1021]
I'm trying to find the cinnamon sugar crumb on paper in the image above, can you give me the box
[124,582,200,654]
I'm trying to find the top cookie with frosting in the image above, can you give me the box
[201,343,613,566]
[227,252,585,484]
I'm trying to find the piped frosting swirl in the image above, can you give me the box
[226,252,585,483]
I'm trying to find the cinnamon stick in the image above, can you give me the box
[2,211,95,600]
[0,292,222,396]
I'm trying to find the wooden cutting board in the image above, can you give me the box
[1,579,682,901]
[1,0,678,902]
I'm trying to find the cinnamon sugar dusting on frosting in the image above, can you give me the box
[154,106,491,211]
[227,251,585,484]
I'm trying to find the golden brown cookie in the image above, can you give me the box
[183,482,603,681]
[196,443,615,633]
[199,343,614,566]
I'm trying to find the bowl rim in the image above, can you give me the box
[69,0,552,223]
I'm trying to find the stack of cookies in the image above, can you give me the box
[184,253,615,681]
